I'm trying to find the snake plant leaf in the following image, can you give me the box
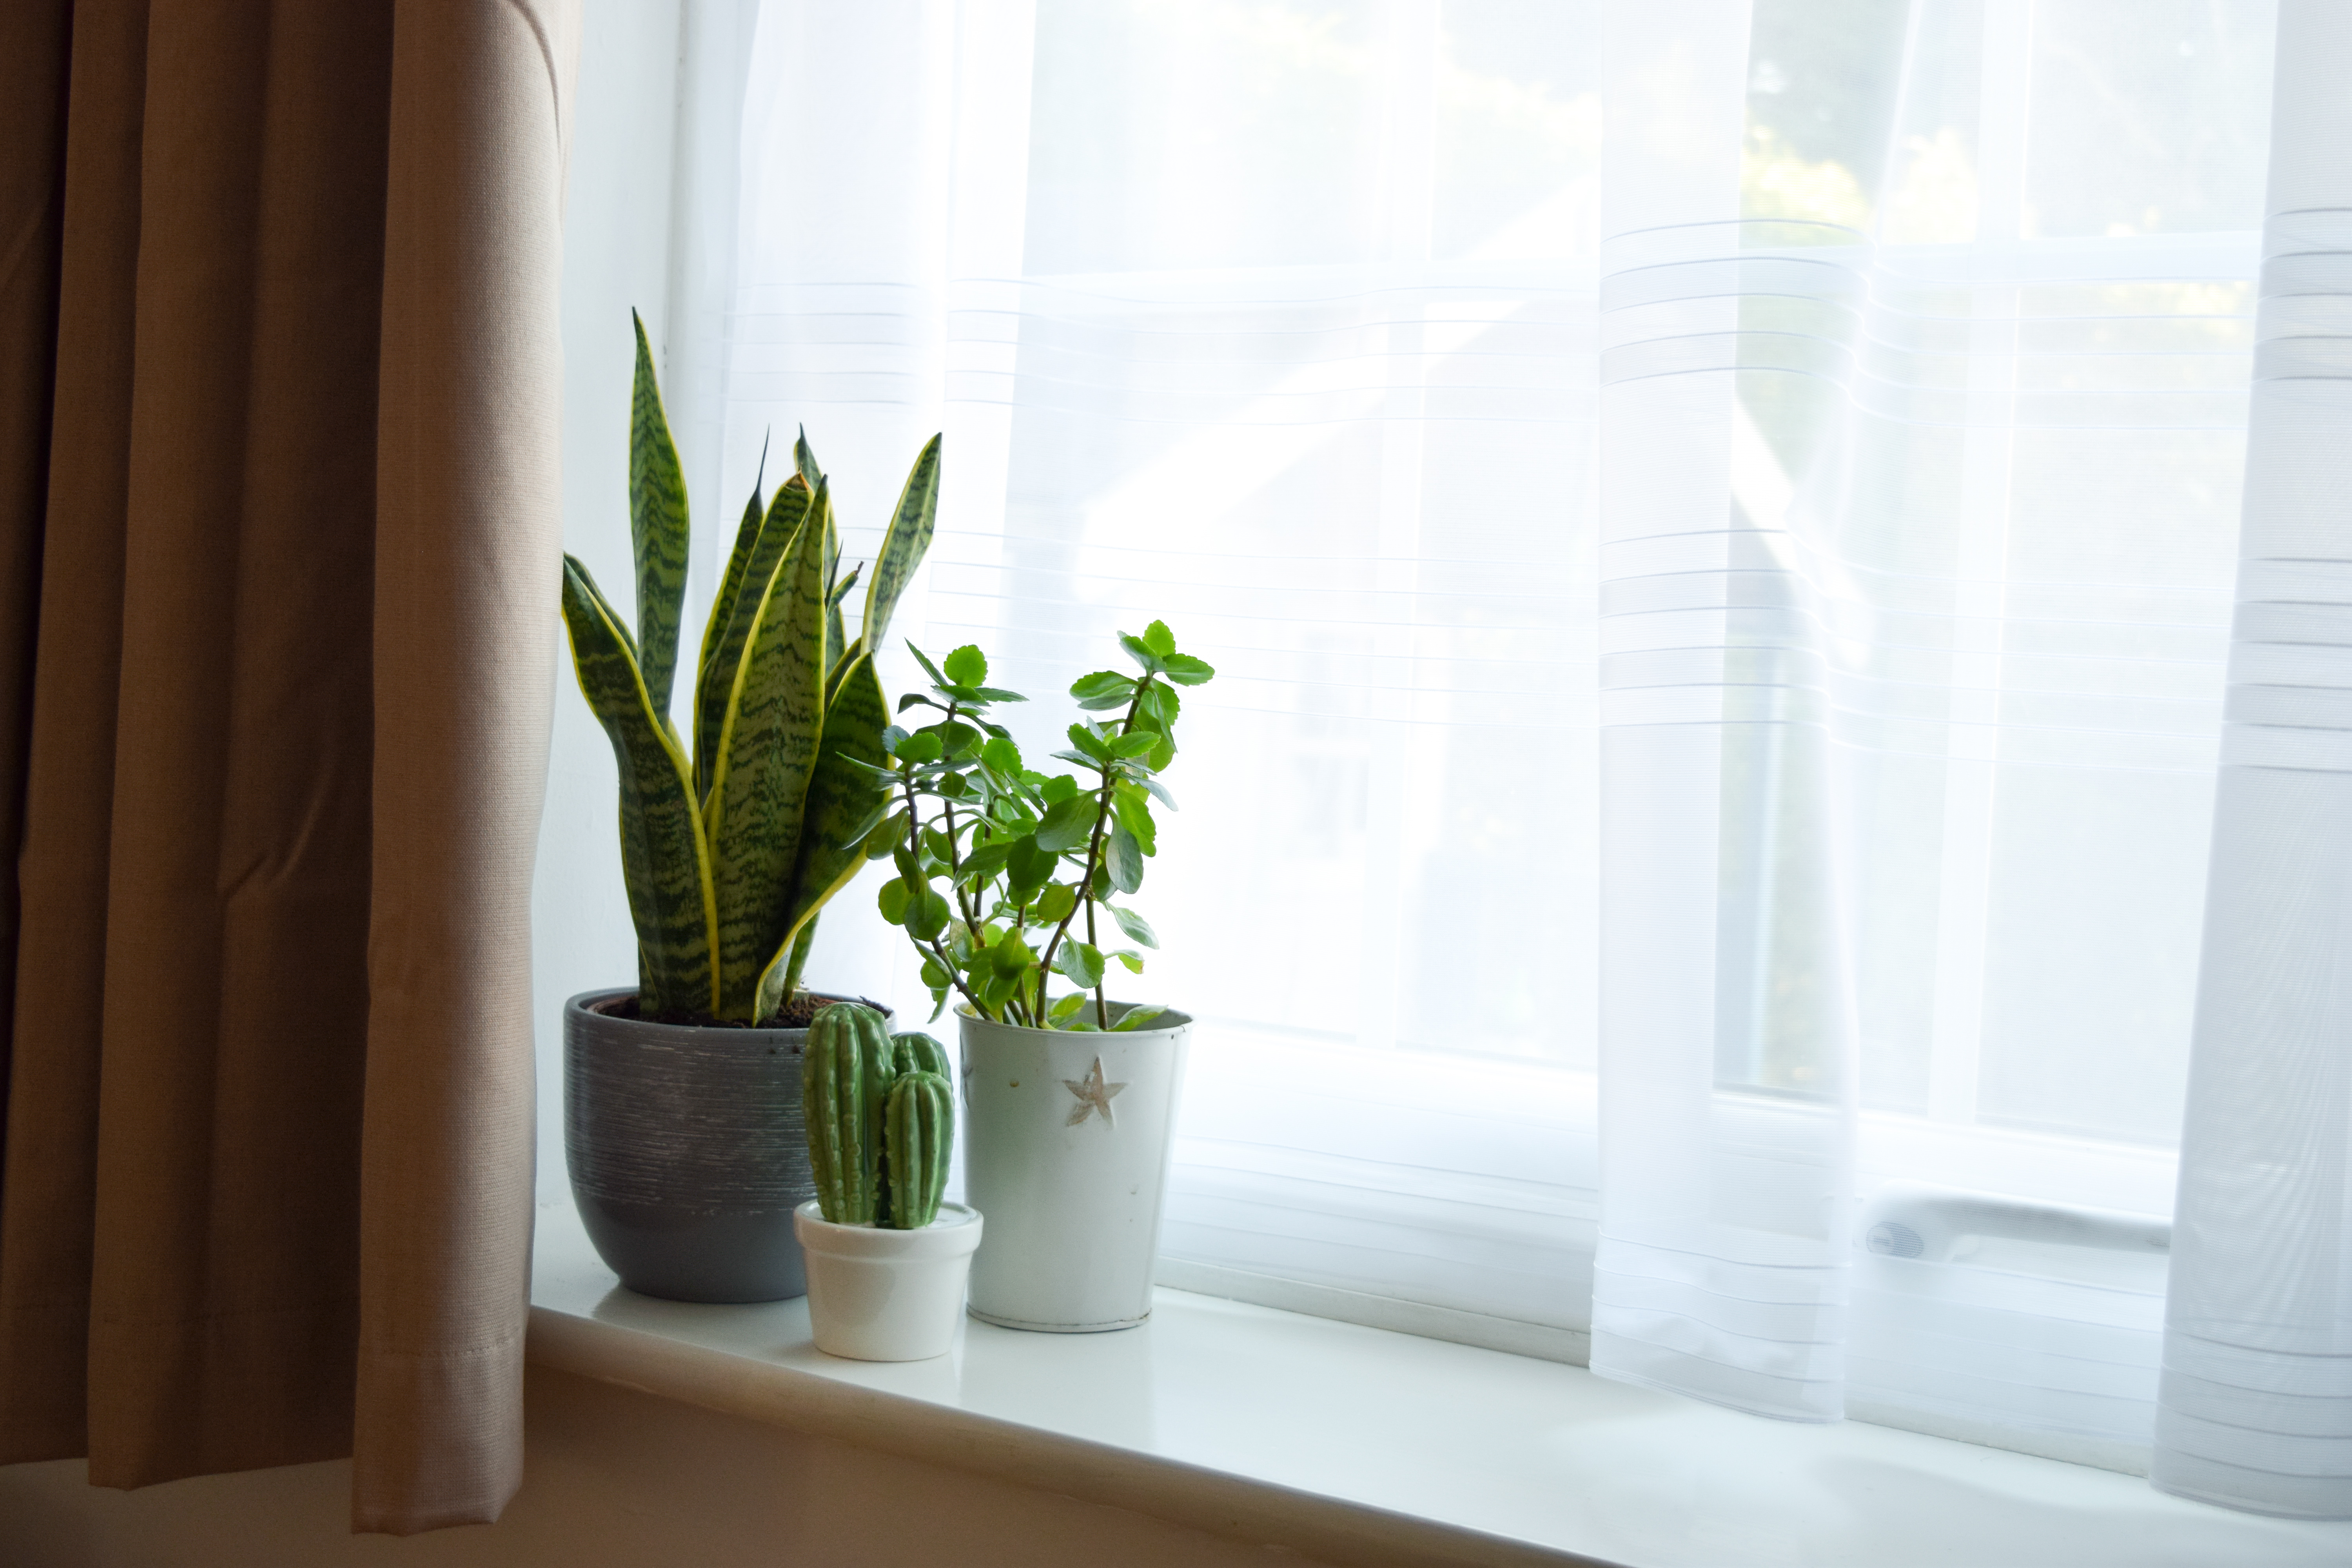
[826,564,862,687]
[821,496,845,678]
[694,434,767,715]
[559,554,717,1014]
[794,425,824,492]
[628,311,691,719]
[755,649,895,1020]
[860,434,941,655]
[771,921,819,1022]
[695,473,812,801]
[568,550,642,665]
[707,493,831,1018]
[826,635,863,710]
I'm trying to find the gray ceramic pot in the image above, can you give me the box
[564,988,882,1303]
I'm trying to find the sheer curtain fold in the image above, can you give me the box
[2154,0,2352,1521]
[0,0,578,1535]
[1589,0,1860,1425]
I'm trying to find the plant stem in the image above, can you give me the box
[900,768,988,1020]
[1086,893,1107,1028]
[933,702,985,935]
[1037,678,1152,1026]
[921,931,985,1016]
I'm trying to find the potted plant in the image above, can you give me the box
[793,1003,982,1360]
[559,312,936,1302]
[868,624,1215,1330]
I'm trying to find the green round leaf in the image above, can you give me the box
[1107,824,1144,894]
[878,880,911,926]
[1034,882,1078,924]
[1069,671,1136,711]
[1055,940,1105,991]
[910,887,952,940]
[1160,653,1215,686]
[1118,632,1164,674]
[944,644,989,686]
[982,735,1024,777]
[1007,833,1056,893]
[863,810,909,860]
[1108,902,1158,949]
[1034,793,1096,853]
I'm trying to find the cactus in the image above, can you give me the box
[803,1007,957,1229]
[892,1031,950,1080]
[884,1071,953,1229]
[560,312,941,1021]
[804,1004,895,1224]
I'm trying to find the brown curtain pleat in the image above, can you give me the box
[0,0,578,1535]
[0,0,73,1361]
[356,0,576,1534]
[0,0,147,1466]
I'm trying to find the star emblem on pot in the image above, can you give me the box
[1062,1055,1127,1127]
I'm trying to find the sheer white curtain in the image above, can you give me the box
[708,0,1607,1357]
[674,0,2351,1516]
[1593,0,2269,1458]
[2156,2,2352,1519]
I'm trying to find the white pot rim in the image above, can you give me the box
[793,1200,982,1261]
[955,1002,1194,1038]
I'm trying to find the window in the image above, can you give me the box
[586,0,2345,1508]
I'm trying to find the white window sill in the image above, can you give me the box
[527,1198,2349,1568]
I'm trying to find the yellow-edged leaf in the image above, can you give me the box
[860,434,939,652]
[628,311,691,717]
[706,487,831,1019]
[694,473,810,800]
[560,555,717,1014]
[755,649,894,1019]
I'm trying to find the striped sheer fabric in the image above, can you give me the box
[2155,4,2352,1519]
[1591,0,2275,1461]
[679,0,2348,1509]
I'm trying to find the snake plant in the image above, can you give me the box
[560,312,939,1022]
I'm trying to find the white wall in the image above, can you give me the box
[530,0,686,1204]
[0,1367,1335,1567]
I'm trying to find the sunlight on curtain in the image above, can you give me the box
[1593,0,2275,1463]
[704,0,2296,1479]
[2154,3,2352,1519]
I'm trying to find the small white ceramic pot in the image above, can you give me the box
[793,1201,982,1361]
[959,1004,1192,1332]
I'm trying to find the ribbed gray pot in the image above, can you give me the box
[564,988,878,1304]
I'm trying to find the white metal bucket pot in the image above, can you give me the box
[958,1005,1192,1331]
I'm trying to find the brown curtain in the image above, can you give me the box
[0,0,578,1536]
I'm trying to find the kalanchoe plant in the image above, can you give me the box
[560,311,940,1024]
[867,621,1215,1030]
